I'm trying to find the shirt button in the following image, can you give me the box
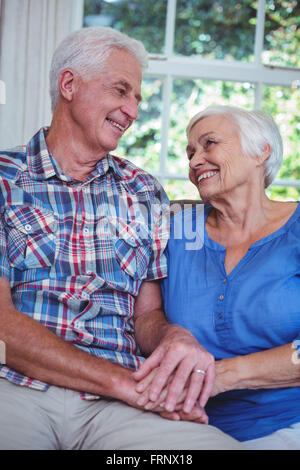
[81,292,89,299]
[25,224,32,232]
[219,294,224,300]
[83,228,89,234]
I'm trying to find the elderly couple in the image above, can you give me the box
[0,27,299,451]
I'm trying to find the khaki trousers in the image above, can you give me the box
[0,379,244,450]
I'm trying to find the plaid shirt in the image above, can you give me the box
[0,127,169,398]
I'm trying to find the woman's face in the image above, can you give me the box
[186,115,261,203]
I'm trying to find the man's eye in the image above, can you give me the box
[117,88,126,95]
[205,139,215,147]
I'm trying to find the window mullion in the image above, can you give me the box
[158,0,176,186]
[253,0,265,110]
[254,0,266,65]
[254,81,263,109]
[164,0,177,56]
[159,75,173,186]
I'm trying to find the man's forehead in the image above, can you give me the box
[99,55,142,100]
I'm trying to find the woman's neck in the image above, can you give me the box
[205,183,291,246]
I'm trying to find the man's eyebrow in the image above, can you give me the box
[114,80,142,103]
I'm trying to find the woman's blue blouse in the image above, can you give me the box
[161,203,300,441]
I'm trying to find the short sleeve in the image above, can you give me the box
[0,216,11,280]
[145,182,170,281]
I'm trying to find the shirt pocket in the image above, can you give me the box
[109,218,151,280]
[3,205,58,269]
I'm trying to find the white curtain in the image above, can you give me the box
[0,0,83,149]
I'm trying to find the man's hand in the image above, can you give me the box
[113,367,208,424]
[133,324,215,414]
[160,407,209,424]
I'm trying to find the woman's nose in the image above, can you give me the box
[189,150,206,169]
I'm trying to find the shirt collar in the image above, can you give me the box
[26,127,122,182]
[26,127,62,181]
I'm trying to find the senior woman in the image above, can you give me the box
[156,105,300,449]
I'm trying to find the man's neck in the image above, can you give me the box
[45,113,107,182]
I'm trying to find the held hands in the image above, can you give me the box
[133,367,209,423]
[133,324,215,422]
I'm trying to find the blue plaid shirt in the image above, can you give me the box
[0,128,169,397]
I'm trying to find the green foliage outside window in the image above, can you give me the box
[83,0,300,200]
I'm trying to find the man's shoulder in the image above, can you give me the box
[109,154,164,193]
[0,144,27,180]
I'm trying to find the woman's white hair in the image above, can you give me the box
[186,105,283,188]
[49,26,148,112]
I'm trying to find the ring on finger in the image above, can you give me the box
[194,369,206,375]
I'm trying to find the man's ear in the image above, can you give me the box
[58,69,81,103]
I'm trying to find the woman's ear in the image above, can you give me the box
[257,143,271,166]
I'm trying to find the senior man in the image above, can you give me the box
[0,27,242,450]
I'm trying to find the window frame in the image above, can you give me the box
[82,0,300,191]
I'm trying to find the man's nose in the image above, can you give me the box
[122,96,139,121]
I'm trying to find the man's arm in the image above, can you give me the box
[133,280,215,415]
[0,277,146,408]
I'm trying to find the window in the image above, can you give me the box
[83,0,300,200]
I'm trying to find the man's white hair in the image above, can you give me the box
[186,105,283,188]
[49,26,148,112]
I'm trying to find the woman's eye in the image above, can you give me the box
[187,153,194,161]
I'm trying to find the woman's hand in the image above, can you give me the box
[133,326,215,414]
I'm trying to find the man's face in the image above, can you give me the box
[69,48,142,158]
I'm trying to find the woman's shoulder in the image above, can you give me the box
[169,204,206,249]
[171,203,205,226]
[270,201,300,232]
